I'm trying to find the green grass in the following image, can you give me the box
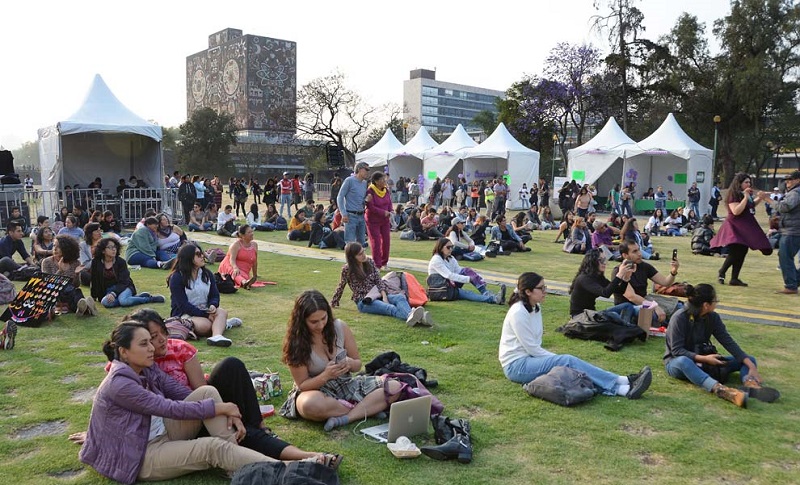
[0,232,798,485]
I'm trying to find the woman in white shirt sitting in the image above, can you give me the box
[427,238,504,304]
[499,272,652,399]
[445,217,481,260]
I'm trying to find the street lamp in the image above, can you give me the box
[551,134,559,186]
[712,115,721,182]
[403,122,409,143]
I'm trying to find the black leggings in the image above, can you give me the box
[207,357,290,459]
[719,243,748,281]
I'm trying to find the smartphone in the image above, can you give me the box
[625,260,635,268]
[672,249,678,261]
[335,349,347,363]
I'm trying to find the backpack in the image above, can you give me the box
[214,272,238,294]
[404,273,429,307]
[556,309,646,351]
[274,217,288,231]
[400,229,416,240]
[426,274,458,301]
[204,248,225,263]
[523,366,598,407]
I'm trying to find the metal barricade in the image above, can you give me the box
[315,183,331,203]
[0,187,26,233]
[119,187,181,226]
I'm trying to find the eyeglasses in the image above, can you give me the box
[194,251,203,257]
[534,285,547,292]
[444,245,454,250]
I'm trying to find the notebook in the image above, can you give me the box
[359,395,432,443]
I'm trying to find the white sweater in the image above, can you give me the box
[448,231,475,250]
[427,254,470,284]
[498,301,555,368]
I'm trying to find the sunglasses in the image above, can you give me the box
[444,245,454,250]
[194,251,203,257]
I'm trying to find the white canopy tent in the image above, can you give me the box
[355,129,406,167]
[628,113,714,215]
[385,126,439,183]
[38,74,164,216]
[460,123,540,209]
[567,117,644,198]
[421,124,477,196]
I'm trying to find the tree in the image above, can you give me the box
[472,109,498,136]
[177,108,238,176]
[360,104,405,151]
[295,70,380,165]
[11,140,40,170]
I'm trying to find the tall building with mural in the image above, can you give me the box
[187,28,316,176]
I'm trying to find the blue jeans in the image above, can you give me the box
[127,252,159,269]
[689,202,700,217]
[188,222,213,231]
[503,354,619,396]
[101,287,151,308]
[778,234,800,290]
[343,213,366,246]
[457,287,495,304]
[356,293,412,321]
[665,228,681,237]
[620,200,632,217]
[279,194,292,219]
[604,302,636,325]
[665,355,757,392]
[156,250,176,262]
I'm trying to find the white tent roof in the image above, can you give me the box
[567,117,644,186]
[356,129,407,166]
[637,113,712,159]
[57,74,162,141]
[422,124,476,160]
[461,122,536,159]
[403,126,439,158]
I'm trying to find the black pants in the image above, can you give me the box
[719,243,748,281]
[181,202,194,225]
[207,357,290,459]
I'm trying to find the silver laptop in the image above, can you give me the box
[360,395,431,443]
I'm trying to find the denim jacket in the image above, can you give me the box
[79,361,215,484]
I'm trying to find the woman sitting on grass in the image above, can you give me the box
[41,234,95,316]
[156,212,185,260]
[500,272,652,399]
[428,237,506,304]
[79,321,278,484]
[287,211,312,241]
[664,283,780,408]
[446,217,480,260]
[124,308,339,464]
[91,238,165,308]
[331,242,430,327]
[32,226,55,264]
[281,290,404,431]
[126,217,172,269]
[564,216,591,254]
[554,210,575,243]
[568,248,635,322]
[168,244,241,348]
[218,225,258,289]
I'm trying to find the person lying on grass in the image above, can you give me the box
[499,272,652,400]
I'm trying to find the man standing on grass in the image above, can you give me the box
[337,161,369,246]
[776,170,800,295]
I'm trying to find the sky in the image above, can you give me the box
[0,0,732,150]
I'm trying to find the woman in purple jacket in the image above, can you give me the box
[365,171,393,270]
[79,321,273,484]
[168,244,241,348]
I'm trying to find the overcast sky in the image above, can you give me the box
[1,0,732,149]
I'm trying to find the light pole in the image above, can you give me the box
[403,122,409,143]
[712,115,721,182]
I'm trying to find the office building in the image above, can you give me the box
[403,69,505,137]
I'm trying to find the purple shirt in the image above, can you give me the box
[365,186,392,224]
[591,228,613,248]
[80,360,215,484]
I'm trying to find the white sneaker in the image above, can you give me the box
[406,306,425,327]
[207,335,232,347]
[76,298,88,316]
[421,310,434,327]
[226,317,243,329]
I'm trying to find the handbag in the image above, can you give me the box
[426,274,458,301]
[214,272,238,294]
[523,366,598,406]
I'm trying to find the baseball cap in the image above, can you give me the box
[355,162,369,171]
[452,216,466,225]
[592,220,605,230]
[282,171,289,176]
[785,170,800,180]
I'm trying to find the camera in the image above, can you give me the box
[362,297,373,305]
[697,342,718,355]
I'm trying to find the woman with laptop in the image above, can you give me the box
[499,272,652,399]
[280,290,404,432]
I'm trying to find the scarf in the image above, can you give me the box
[369,183,387,198]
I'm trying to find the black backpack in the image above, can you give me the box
[556,310,646,351]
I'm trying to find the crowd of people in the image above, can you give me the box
[1,167,796,483]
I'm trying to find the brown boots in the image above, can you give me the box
[712,383,747,408]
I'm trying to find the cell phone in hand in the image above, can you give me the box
[625,260,635,268]
[335,349,347,364]
[672,249,678,261]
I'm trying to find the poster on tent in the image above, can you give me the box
[0,273,72,326]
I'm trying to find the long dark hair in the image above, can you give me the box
[125,308,167,335]
[344,242,368,280]
[568,249,605,293]
[509,272,543,313]
[432,237,451,259]
[684,283,716,317]
[282,290,336,367]
[83,222,101,246]
[168,243,210,288]
[726,172,750,204]
[249,203,259,219]
[102,321,149,362]
[620,217,638,241]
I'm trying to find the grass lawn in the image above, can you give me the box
[0,226,798,485]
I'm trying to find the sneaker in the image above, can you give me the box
[729,279,748,287]
[406,306,425,327]
[207,335,232,347]
[226,317,243,329]
[626,366,652,399]
[156,261,167,269]
[84,297,98,316]
[76,298,88,316]
[138,292,152,299]
[495,284,507,305]
[149,294,166,303]
[421,310,435,327]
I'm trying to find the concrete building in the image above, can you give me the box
[403,69,505,138]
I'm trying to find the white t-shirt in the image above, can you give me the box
[499,301,555,368]
[185,271,211,310]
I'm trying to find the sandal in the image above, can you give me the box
[319,453,344,471]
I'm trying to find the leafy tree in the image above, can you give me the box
[295,70,379,165]
[472,109,498,136]
[11,140,40,170]
[177,108,238,176]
